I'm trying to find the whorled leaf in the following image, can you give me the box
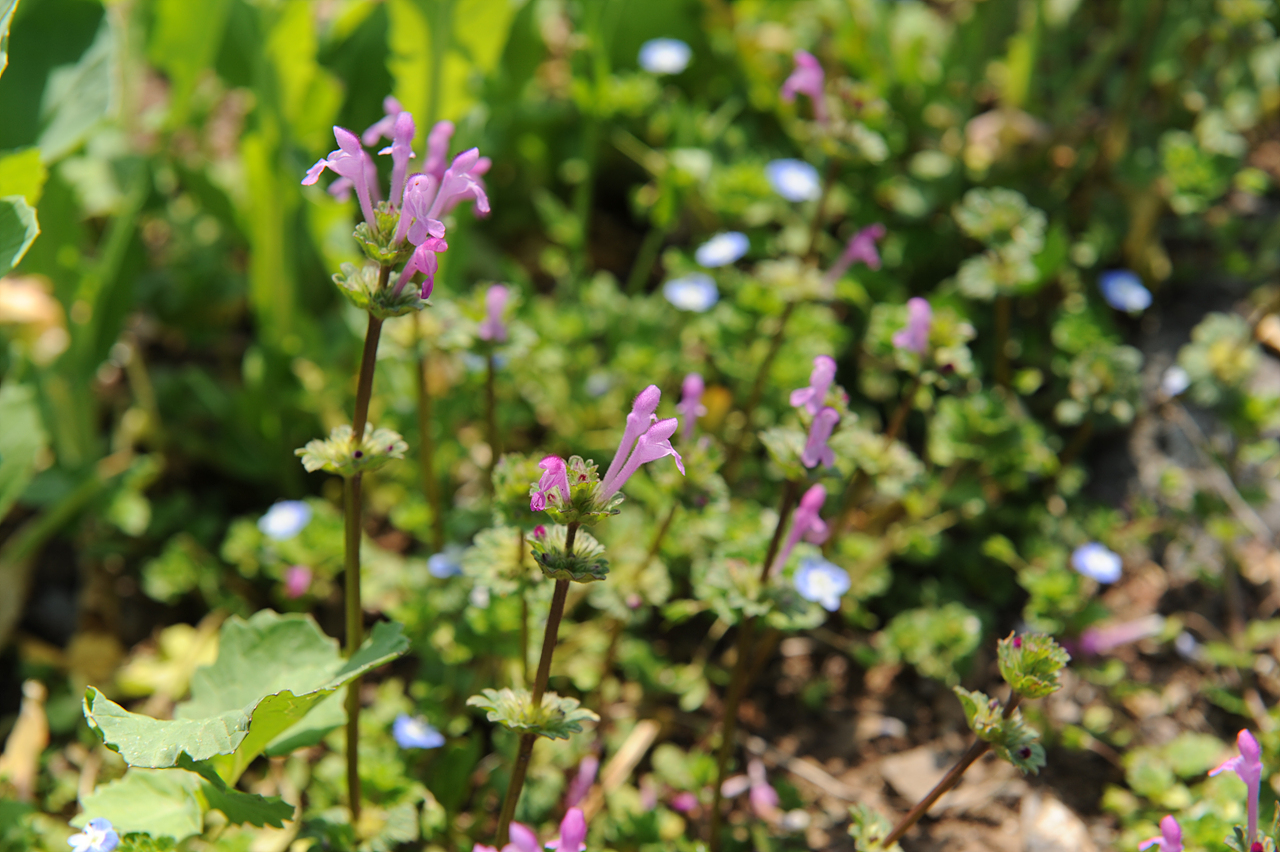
[296,425,408,477]
[996,632,1070,699]
[333,260,427,319]
[847,803,902,852]
[531,524,609,583]
[953,686,1045,774]
[466,687,599,740]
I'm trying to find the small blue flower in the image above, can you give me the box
[765,159,821,201]
[68,818,119,852]
[638,38,691,74]
[393,714,445,750]
[1070,542,1122,583]
[663,274,719,312]
[1098,270,1152,313]
[258,501,312,541]
[1161,365,1190,397]
[793,557,851,612]
[585,372,613,397]
[427,546,465,579]
[695,232,749,268]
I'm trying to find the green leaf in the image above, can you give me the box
[296,425,409,478]
[175,755,294,827]
[76,770,204,842]
[0,195,38,274]
[997,632,1070,699]
[0,148,46,205]
[0,0,17,82]
[37,16,117,162]
[85,611,409,783]
[0,383,48,521]
[148,0,233,125]
[467,687,599,740]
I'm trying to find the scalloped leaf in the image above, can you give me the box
[297,425,408,477]
[466,687,598,740]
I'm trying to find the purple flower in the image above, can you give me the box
[780,50,827,123]
[601,385,662,493]
[1211,729,1263,847]
[1070,542,1122,584]
[1077,615,1163,656]
[790,355,837,415]
[478,284,510,343]
[892,297,932,354]
[771,484,829,575]
[424,120,456,182]
[670,791,698,812]
[259,500,313,540]
[765,159,821,201]
[430,148,492,219]
[801,406,839,468]
[638,38,691,74]
[1139,816,1183,852]
[395,238,448,299]
[506,822,540,852]
[531,455,572,512]
[68,818,119,852]
[545,807,587,851]
[747,758,780,820]
[600,418,685,501]
[283,565,313,599]
[1099,269,1151,313]
[825,223,886,283]
[794,557,850,611]
[565,755,598,808]
[362,95,405,146]
[676,373,707,441]
[394,173,448,246]
[695,232,749,267]
[303,126,379,231]
[378,111,417,207]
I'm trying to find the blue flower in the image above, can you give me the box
[765,159,821,201]
[258,501,312,541]
[1098,270,1152,312]
[695,232,749,267]
[638,38,691,74]
[1070,542,1122,583]
[427,546,465,579]
[1161,365,1190,397]
[663,274,719,312]
[793,557,851,612]
[68,818,119,852]
[393,714,444,750]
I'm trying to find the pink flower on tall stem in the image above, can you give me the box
[824,223,886,283]
[601,386,662,492]
[892,297,932,354]
[530,456,571,512]
[771,484,829,575]
[478,284,510,342]
[790,355,837,416]
[1138,815,1183,852]
[1210,729,1263,848]
[780,50,827,123]
[801,407,839,468]
[676,373,707,441]
[303,127,379,231]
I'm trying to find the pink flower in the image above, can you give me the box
[394,174,448,247]
[824,223,886,283]
[780,50,827,123]
[801,407,839,468]
[362,95,405,146]
[424,120,456,183]
[892,297,932,354]
[600,418,685,501]
[394,238,448,299]
[545,808,587,852]
[565,756,598,808]
[747,759,781,820]
[1138,815,1183,852]
[507,822,540,852]
[1077,615,1163,656]
[428,148,491,219]
[1211,729,1263,847]
[790,355,837,416]
[601,385,662,493]
[478,284,510,343]
[303,126,378,230]
[670,791,698,813]
[771,484,828,575]
[531,456,572,512]
[675,373,707,441]
[378,111,417,207]
[283,565,312,599]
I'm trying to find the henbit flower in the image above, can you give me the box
[393,714,445,750]
[662,274,719,312]
[68,818,119,852]
[394,174,448,246]
[1139,815,1183,852]
[790,355,837,415]
[780,50,827,123]
[424,120,456,182]
[892,297,933,354]
[1099,269,1152,312]
[600,418,685,501]
[771,484,829,576]
[747,759,781,821]
[1077,615,1164,656]
[638,38,691,74]
[601,385,662,493]
[303,126,378,230]
[565,755,599,808]
[478,284,510,343]
[1210,729,1263,847]
[428,148,492,219]
[1161,365,1190,397]
[695,231,749,267]
[283,565,313,599]
[765,159,821,201]
[259,500,313,540]
[824,223,886,283]
[328,176,354,202]
[378,111,417,206]
[794,557,851,612]
[362,95,405,146]
[1070,542,1122,584]
[507,823,540,852]
[545,807,588,852]
[676,373,707,441]
[670,791,698,813]
[801,406,840,468]
[394,238,448,299]
[530,455,572,512]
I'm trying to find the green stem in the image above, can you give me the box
[723,302,797,482]
[710,483,798,852]
[486,351,500,493]
[626,225,667,294]
[496,524,578,844]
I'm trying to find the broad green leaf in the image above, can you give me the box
[85,612,409,783]
[76,770,204,841]
[0,0,17,82]
[266,0,342,149]
[148,0,233,125]
[175,756,294,827]
[0,383,47,521]
[0,148,47,204]
[239,129,297,341]
[0,195,37,274]
[37,16,117,162]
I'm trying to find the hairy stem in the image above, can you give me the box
[881,694,1022,848]
[724,303,797,481]
[496,524,578,844]
[710,482,799,852]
